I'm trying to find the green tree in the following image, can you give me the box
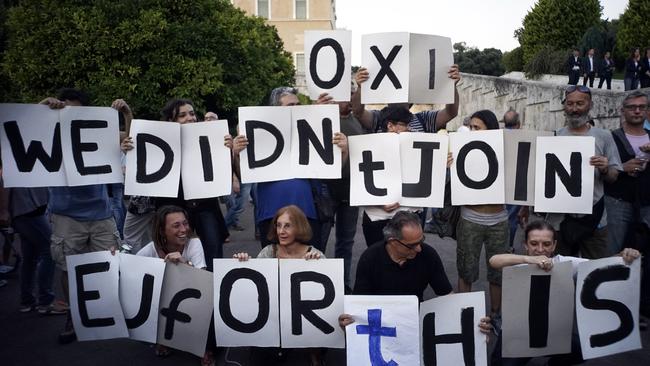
[577,19,617,59]
[1,0,294,120]
[616,0,650,66]
[453,42,505,76]
[502,47,524,72]
[524,46,570,79]
[519,0,602,64]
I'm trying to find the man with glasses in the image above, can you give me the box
[351,211,452,301]
[604,91,650,325]
[551,85,621,259]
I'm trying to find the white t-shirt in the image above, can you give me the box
[136,238,206,269]
[552,254,589,276]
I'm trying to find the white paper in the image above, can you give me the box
[304,30,352,101]
[450,130,506,205]
[0,103,67,187]
[576,257,641,359]
[419,292,487,366]
[345,295,420,366]
[290,105,342,179]
[59,106,123,186]
[399,133,449,208]
[408,33,454,104]
[534,136,595,214]
[361,32,410,104]
[118,253,165,343]
[124,119,181,197]
[501,261,574,357]
[279,259,345,348]
[239,106,293,183]
[181,121,232,199]
[503,130,553,205]
[348,134,402,206]
[157,262,214,357]
[66,251,128,341]
[212,259,280,347]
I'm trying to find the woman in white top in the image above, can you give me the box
[489,220,640,366]
[136,205,206,269]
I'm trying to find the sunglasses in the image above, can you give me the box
[392,236,425,250]
[565,85,591,96]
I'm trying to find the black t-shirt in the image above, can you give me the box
[353,242,452,302]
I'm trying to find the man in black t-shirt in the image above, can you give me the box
[352,211,452,301]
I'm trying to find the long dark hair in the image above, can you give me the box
[470,110,500,130]
[152,205,193,255]
[161,98,194,122]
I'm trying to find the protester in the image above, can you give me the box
[566,48,582,86]
[0,182,65,315]
[503,108,522,251]
[231,87,348,253]
[455,110,509,323]
[598,51,614,90]
[641,48,650,89]
[233,205,324,366]
[352,65,461,133]
[582,48,596,88]
[489,220,641,366]
[624,48,642,91]
[320,81,368,292]
[40,88,125,344]
[122,98,231,271]
[338,211,492,334]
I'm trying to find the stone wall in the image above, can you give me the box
[441,73,631,132]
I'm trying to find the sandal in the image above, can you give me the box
[155,344,172,358]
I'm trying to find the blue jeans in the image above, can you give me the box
[189,208,226,272]
[13,212,55,306]
[320,201,359,288]
[505,204,520,249]
[225,183,252,228]
[109,183,126,239]
[605,196,636,255]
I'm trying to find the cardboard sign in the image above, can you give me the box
[66,251,128,341]
[420,292,487,366]
[212,259,280,347]
[0,104,66,187]
[290,105,342,179]
[279,259,345,348]
[576,257,641,359]
[59,106,123,186]
[399,132,449,208]
[125,119,181,197]
[345,295,420,366]
[361,32,410,104]
[503,129,553,206]
[450,130,506,205]
[305,30,352,101]
[157,263,214,357]
[239,106,293,183]
[180,121,232,199]
[118,253,166,343]
[501,261,575,357]
[408,33,454,104]
[348,134,402,206]
[534,136,595,214]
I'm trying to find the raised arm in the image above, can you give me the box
[434,65,460,131]
[351,67,375,130]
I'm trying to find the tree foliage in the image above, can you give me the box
[1,0,294,119]
[524,46,569,79]
[616,0,650,65]
[502,47,524,73]
[453,42,505,77]
[519,0,601,64]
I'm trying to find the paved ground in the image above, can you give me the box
[0,202,648,365]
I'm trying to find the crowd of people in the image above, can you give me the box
[0,61,649,366]
[566,47,650,91]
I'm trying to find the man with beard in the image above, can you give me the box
[552,85,621,259]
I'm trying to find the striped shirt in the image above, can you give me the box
[370,109,439,133]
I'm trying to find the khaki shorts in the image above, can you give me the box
[456,217,509,285]
[50,214,120,271]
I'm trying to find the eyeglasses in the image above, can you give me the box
[623,104,648,111]
[391,236,425,250]
[565,85,591,96]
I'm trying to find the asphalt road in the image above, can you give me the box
[0,202,648,366]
